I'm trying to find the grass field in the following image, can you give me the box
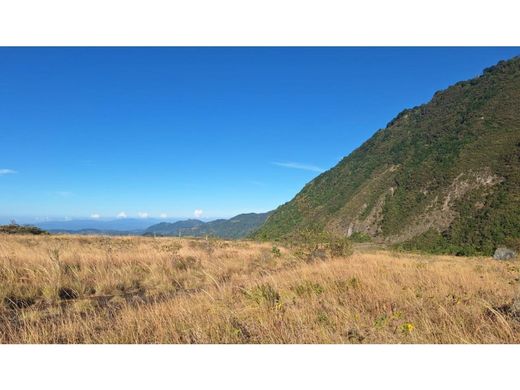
[0,234,518,343]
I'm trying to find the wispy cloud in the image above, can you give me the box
[138,212,149,219]
[0,169,17,176]
[90,213,101,219]
[159,213,168,219]
[194,209,203,218]
[272,162,324,173]
[117,212,127,219]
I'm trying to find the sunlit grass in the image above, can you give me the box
[0,234,518,343]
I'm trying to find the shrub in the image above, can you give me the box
[290,229,353,260]
[271,246,282,257]
[244,283,281,308]
[292,281,325,297]
[172,255,200,271]
[0,223,48,235]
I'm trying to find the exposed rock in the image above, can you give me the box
[493,247,517,260]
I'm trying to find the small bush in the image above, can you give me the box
[290,229,353,260]
[328,235,353,257]
[271,246,281,257]
[292,281,325,297]
[172,255,200,271]
[244,283,281,308]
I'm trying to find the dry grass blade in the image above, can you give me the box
[0,234,518,344]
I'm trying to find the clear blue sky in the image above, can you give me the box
[1,47,518,221]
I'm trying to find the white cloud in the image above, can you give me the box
[117,212,127,219]
[194,209,203,218]
[138,212,149,219]
[0,169,17,176]
[159,213,168,218]
[90,213,101,219]
[272,162,324,173]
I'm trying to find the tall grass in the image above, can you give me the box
[0,234,518,343]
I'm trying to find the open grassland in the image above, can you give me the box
[0,234,519,343]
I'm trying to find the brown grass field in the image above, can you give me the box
[0,234,519,343]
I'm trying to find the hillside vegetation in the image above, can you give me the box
[255,57,520,256]
[0,234,519,343]
[0,223,48,235]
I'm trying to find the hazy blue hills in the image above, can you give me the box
[35,218,176,232]
[144,212,272,238]
[32,212,272,238]
[46,228,146,236]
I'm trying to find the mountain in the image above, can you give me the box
[143,219,205,236]
[37,218,175,233]
[255,57,520,256]
[199,213,273,238]
[46,229,144,236]
[145,212,272,238]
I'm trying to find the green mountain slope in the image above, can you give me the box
[145,212,272,239]
[255,57,520,255]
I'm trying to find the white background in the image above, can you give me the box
[0,0,519,46]
[0,0,519,388]
[1,345,519,389]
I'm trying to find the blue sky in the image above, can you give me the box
[1,47,519,222]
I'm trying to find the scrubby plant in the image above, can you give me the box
[244,283,281,308]
[0,223,48,235]
[290,228,353,261]
[271,246,281,257]
[172,255,200,271]
[292,280,325,297]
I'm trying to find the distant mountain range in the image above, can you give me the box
[34,212,272,238]
[36,218,172,233]
[255,57,520,256]
[144,212,273,238]
[45,228,147,236]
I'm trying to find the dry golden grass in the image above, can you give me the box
[0,234,519,343]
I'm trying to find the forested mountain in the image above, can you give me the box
[255,57,520,255]
[145,212,272,239]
